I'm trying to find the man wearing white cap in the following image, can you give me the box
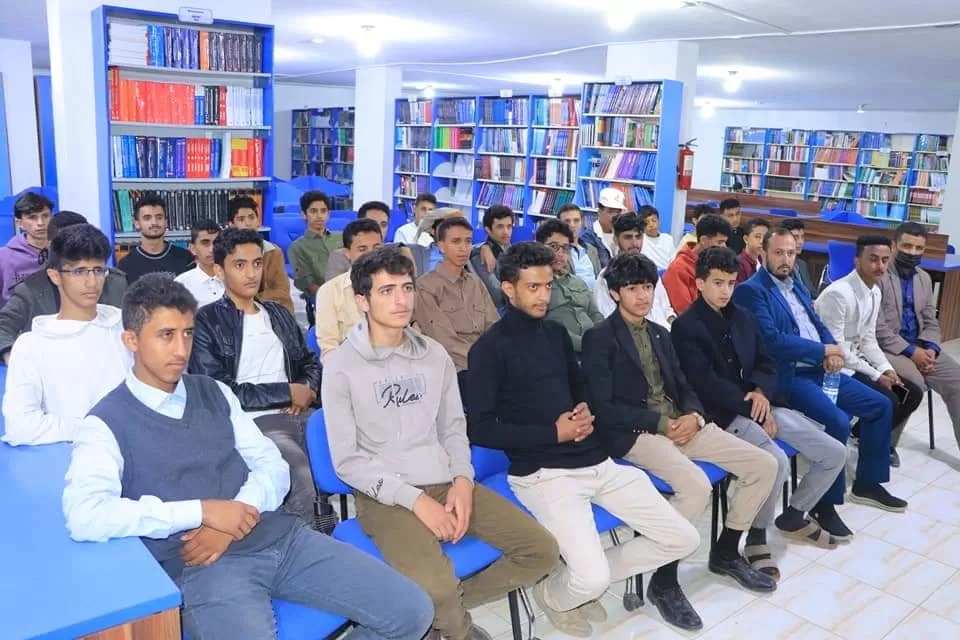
[580,188,625,268]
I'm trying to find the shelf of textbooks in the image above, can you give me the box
[719,126,953,228]
[394,97,437,219]
[93,7,274,248]
[527,95,580,221]
[576,80,683,227]
[292,106,354,209]
[475,95,529,225]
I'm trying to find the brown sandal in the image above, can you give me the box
[778,520,838,550]
[743,543,781,582]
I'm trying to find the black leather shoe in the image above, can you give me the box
[890,449,901,468]
[709,552,777,592]
[646,581,703,631]
[810,505,853,540]
[850,483,908,513]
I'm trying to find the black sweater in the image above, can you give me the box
[467,305,607,476]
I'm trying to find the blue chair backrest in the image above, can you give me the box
[683,223,694,233]
[512,224,536,243]
[472,227,487,244]
[826,240,856,282]
[290,176,351,198]
[305,329,321,359]
[273,179,304,214]
[304,410,353,496]
[948,244,956,255]
[770,208,798,217]
[272,214,306,257]
[326,217,351,233]
[471,446,510,482]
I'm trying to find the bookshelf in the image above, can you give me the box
[394,98,436,216]
[475,96,528,224]
[292,106,354,209]
[718,126,953,228]
[577,80,684,226]
[93,7,274,249]
[528,95,580,222]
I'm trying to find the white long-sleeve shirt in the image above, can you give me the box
[815,271,893,380]
[62,372,290,543]
[595,267,676,329]
[641,232,676,270]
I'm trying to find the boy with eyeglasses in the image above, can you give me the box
[2,224,131,446]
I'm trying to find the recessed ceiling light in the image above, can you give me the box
[311,37,325,44]
[700,101,715,118]
[723,70,742,93]
[423,85,436,99]
[355,25,381,57]
[548,78,564,98]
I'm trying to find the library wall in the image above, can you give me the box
[0,39,41,192]
[273,83,355,179]
[692,109,957,191]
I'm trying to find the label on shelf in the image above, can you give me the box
[614,76,632,86]
[178,7,214,24]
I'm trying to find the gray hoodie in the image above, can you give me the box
[322,317,473,510]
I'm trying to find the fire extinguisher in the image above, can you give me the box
[677,138,697,190]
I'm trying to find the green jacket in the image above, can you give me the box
[288,230,344,293]
[546,271,604,352]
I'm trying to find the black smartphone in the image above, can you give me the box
[892,384,911,405]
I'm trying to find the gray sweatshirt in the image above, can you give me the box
[322,318,474,510]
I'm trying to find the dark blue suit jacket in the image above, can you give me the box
[732,267,836,395]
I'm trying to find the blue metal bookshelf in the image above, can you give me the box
[394,97,436,218]
[92,6,275,247]
[527,95,580,223]
[292,106,353,209]
[577,80,684,231]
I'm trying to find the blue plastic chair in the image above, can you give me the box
[511,224,536,243]
[272,214,307,277]
[305,329,321,360]
[825,240,856,284]
[770,208,798,217]
[305,413,528,640]
[290,176,351,198]
[184,601,347,640]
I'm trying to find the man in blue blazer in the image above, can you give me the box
[733,227,905,539]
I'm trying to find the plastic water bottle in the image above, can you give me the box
[822,372,841,405]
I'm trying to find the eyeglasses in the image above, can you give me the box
[545,242,570,254]
[59,267,109,278]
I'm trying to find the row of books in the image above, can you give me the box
[580,183,654,210]
[583,119,658,149]
[479,130,525,154]
[477,185,524,210]
[436,99,476,125]
[108,71,264,126]
[112,189,263,234]
[397,151,430,174]
[312,163,353,184]
[855,185,907,203]
[764,178,804,194]
[724,159,762,173]
[293,147,352,164]
[396,128,432,149]
[397,176,429,198]
[812,132,860,148]
[918,135,951,152]
[769,130,810,145]
[858,168,907,186]
[812,166,854,181]
[435,128,474,151]
[108,22,263,73]
[814,148,858,165]
[910,190,944,206]
[477,157,525,183]
[435,156,475,180]
[766,162,805,178]
[529,188,575,216]
[917,155,950,171]
[861,150,911,169]
[111,134,265,179]
[532,159,576,188]
[531,129,578,157]
[914,171,949,189]
[294,128,353,146]
[723,173,762,191]
[397,101,432,125]
[436,181,474,206]
[861,132,890,149]
[726,128,766,144]
[809,182,855,198]
[768,146,808,162]
[856,201,907,220]
[725,143,763,159]
[583,83,661,115]
[588,151,657,182]
[481,98,529,126]
[533,97,579,127]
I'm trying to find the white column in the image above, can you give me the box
[354,66,403,206]
[0,39,41,192]
[45,0,271,227]
[938,100,960,245]
[605,41,699,238]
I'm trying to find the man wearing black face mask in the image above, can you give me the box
[877,222,960,450]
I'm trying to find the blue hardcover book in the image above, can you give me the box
[195,87,204,125]
[156,25,165,67]
[190,29,199,69]
[163,26,173,68]
[158,138,167,177]
[176,138,186,178]
[166,138,176,178]
[147,137,158,178]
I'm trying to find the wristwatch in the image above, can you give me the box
[693,413,706,429]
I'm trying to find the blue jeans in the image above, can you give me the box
[783,369,892,505]
[178,519,434,640]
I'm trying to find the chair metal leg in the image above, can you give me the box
[791,456,798,492]
[517,588,539,640]
[710,483,720,553]
[339,494,349,521]
[781,480,789,514]
[929,388,936,450]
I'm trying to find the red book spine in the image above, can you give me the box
[219,86,227,126]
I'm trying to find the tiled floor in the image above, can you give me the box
[468,351,960,640]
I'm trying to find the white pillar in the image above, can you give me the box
[354,66,403,206]
[45,0,271,227]
[0,39,41,193]
[605,41,699,238]
[938,100,960,245]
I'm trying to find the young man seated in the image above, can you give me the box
[0,211,126,365]
[734,227,904,539]
[315,218,384,361]
[595,213,676,328]
[414,217,500,400]
[2,224,131,446]
[325,200,392,282]
[557,203,600,290]
[673,204,714,260]
[582,252,779,592]
[468,242,700,635]
[737,218,770,283]
[228,196,294,313]
[325,246,557,640]
[535,219,603,353]
[671,248,847,564]
[394,192,437,247]
[579,188,624,265]
[288,190,344,300]
[638,206,675,270]
[816,235,923,468]
[63,273,434,640]
[190,228,330,531]
[175,219,224,308]
[876,222,960,453]
[719,198,745,255]
[0,191,53,305]
[470,205,514,305]
[117,195,194,284]
[663,214,732,315]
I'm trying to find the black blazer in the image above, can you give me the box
[582,311,703,458]
[670,298,778,427]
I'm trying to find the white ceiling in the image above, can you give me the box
[7,0,960,111]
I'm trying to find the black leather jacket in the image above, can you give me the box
[189,295,321,411]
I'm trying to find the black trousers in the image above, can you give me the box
[457,369,469,409]
[852,371,924,443]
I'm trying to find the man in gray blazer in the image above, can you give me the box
[876,222,960,448]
